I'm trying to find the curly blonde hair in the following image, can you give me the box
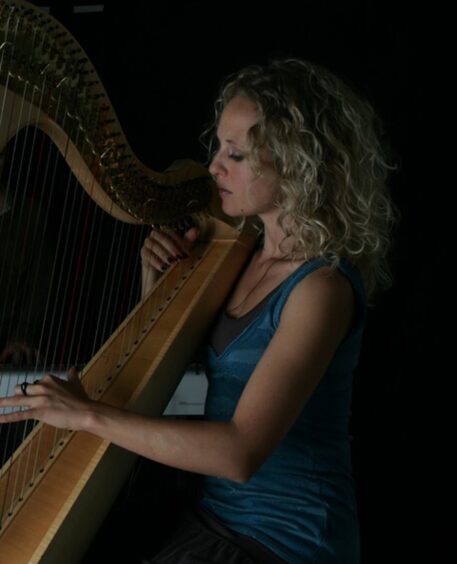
[200,58,401,306]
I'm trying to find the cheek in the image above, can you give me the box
[249,178,279,206]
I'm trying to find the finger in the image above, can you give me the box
[141,244,170,271]
[162,230,193,257]
[67,367,89,399]
[149,229,190,259]
[15,382,39,396]
[15,374,54,397]
[142,234,177,268]
[182,226,200,250]
[148,227,200,261]
[0,394,32,408]
[0,408,35,424]
[67,367,79,383]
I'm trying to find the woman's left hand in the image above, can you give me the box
[0,367,93,431]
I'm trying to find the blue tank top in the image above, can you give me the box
[198,256,366,563]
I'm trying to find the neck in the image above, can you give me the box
[257,211,295,261]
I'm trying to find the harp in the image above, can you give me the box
[0,1,255,562]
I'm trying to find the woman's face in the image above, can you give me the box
[209,95,280,219]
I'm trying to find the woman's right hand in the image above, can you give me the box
[141,226,200,273]
[140,226,200,298]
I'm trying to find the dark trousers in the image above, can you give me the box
[82,457,285,563]
[143,504,285,564]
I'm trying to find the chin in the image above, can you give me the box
[220,203,240,217]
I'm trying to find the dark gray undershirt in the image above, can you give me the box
[209,286,281,356]
[208,269,358,357]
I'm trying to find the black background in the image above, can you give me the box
[22,2,419,562]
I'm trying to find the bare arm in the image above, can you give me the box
[86,404,244,481]
[0,265,354,484]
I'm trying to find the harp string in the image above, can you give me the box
[0,38,71,508]
[26,79,96,488]
[0,69,149,525]
[2,92,48,506]
[42,136,92,462]
[65,196,99,366]
[0,20,24,350]
[111,222,141,370]
[54,173,92,367]
[0,11,48,483]
[1,28,52,515]
[0,250,203,529]
[0,2,224,542]
[0,9,33,514]
[52,132,92,367]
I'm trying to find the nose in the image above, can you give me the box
[209,151,226,179]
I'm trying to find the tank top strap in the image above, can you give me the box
[270,256,367,331]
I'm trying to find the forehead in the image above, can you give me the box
[217,95,259,142]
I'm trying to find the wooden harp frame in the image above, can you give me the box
[0,1,256,562]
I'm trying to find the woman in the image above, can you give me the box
[0,58,399,563]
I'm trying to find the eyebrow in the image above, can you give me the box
[215,133,242,147]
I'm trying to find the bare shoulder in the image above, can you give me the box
[292,264,353,301]
[309,264,352,290]
[280,264,355,337]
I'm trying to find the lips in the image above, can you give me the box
[217,185,232,194]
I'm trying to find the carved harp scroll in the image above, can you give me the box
[0,1,255,562]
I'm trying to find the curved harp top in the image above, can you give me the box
[0,0,213,226]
